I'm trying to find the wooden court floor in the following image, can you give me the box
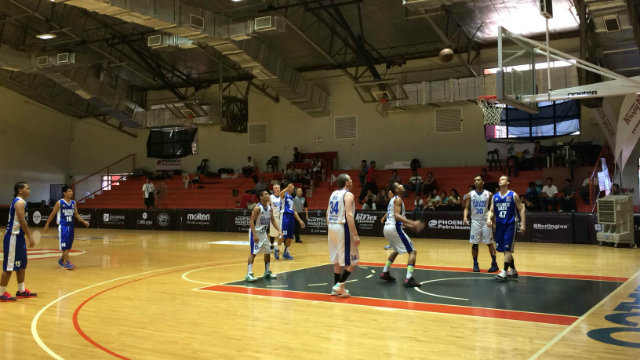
[1,228,639,360]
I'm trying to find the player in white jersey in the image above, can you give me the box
[268,184,282,251]
[245,190,281,282]
[44,185,90,270]
[1,182,37,301]
[463,176,499,273]
[327,174,360,298]
[380,183,425,288]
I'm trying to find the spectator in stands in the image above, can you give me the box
[611,183,621,195]
[533,141,547,170]
[292,147,303,163]
[388,170,401,192]
[246,176,268,195]
[242,156,255,178]
[414,194,424,212]
[578,176,590,204]
[358,160,368,187]
[301,169,312,189]
[293,188,308,243]
[142,177,156,209]
[376,190,389,210]
[410,158,421,172]
[436,190,449,211]
[284,164,298,181]
[559,178,576,212]
[359,161,378,202]
[423,171,438,196]
[407,169,423,195]
[425,188,440,210]
[523,181,540,211]
[311,157,322,182]
[448,189,462,210]
[481,168,498,194]
[362,189,377,210]
[541,177,558,211]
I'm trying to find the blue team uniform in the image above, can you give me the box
[493,190,518,252]
[281,192,295,239]
[57,199,76,251]
[3,197,28,271]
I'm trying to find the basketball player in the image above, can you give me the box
[380,183,425,287]
[268,184,282,251]
[246,190,282,281]
[1,182,37,301]
[463,176,499,273]
[486,175,526,281]
[327,174,360,297]
[44,185,90,269]
[275,180,305,260]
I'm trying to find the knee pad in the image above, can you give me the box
[472,244,479,251]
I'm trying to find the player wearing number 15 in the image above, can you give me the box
[327,174,360,298]
[486,175,526,282]
[44,185,89,270]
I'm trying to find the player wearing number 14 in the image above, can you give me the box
[44,185,90,270]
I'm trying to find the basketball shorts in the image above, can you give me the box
[269,212,280,237]
[495,222,516,253]
[250,229,271,255]
[59,225,75,250]
[328,223,359,266]
[281,213,295,239]
[3,233,27,271]
[469,220,492,244]
[383,223,415,254]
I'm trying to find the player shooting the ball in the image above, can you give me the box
[380,182,425,287]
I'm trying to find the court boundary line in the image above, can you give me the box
[528,269,640,359]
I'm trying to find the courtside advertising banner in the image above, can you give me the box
[96,209,128,229]
[301,209,328,235]
[419,211,470,239]
[525,212,573,243]
[179,209,216,231]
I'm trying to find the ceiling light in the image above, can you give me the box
[231,0,244,2]
[36,33,57,40]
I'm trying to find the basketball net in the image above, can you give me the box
[375,98,390,118]
[476,96,503,125]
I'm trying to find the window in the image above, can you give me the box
[101,174,126,191]
[485,100,580,140]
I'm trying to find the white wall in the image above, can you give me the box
[0,87,72,204]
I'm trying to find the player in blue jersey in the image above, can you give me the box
[1,182,37,301]
[44,185,90,270]
[246,190,281,281]
[486,175,526,281]
[274,180,305,260]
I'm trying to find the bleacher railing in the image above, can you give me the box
[72,154,136,203]
[588,146,614,212]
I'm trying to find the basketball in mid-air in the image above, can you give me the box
[439,48,454,62]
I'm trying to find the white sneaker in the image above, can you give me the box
[331,284,351,298]
[495,270,507,282]
[507,269,519,279]
[245,273,257,282]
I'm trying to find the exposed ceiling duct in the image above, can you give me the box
[0,45,143,127]
[63,0,330,117]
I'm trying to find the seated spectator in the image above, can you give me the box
[481,168,498,193]
[578,176,590,204]
[523,181,540,211]
[284,164,298,181]
[301,169,312,188]
[241,156,255,178]
[407,169,423,195]
[611,183,621,195]
[423,171,438,195]
[559,178,576,212]
[410,158,421,171]
[292,147,302,163]
[376,190,389,210]
[533,140,547,170]
[425,189,440,210]
[362,189,377,210]
[359,161,378,202]
[414,194,424,212]
[388,170,401,192]
[311,157,322,181]
[541,177,558,211]
[448,189,462,210]
[358,160,368,187]
[436,190,449,211]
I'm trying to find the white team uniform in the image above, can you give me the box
[269,194,281,237]
[383,196,415,254]
[327,189,359,266]
[249,203,272,255]
[468,189,493,244]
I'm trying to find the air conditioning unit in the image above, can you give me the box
[596,195,635,246]
[603,15,620,32]
[539,0,553,19]
[57,52,75,65]
[187,14,205,31]
[147,34,163,47]
[403,0,446,11]
[254,16,285,32]
[371,90,392,101]
[228,21,253,40]
[36,56,50,67]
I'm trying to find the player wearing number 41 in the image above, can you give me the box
[245,190,281,282]
[381,183,425,287]
[486,175,526,282]
[327,174,360,298]
[1,182,37,301]
[463,175,499,273]
[44,185,89,270]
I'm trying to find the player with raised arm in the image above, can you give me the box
[486,175,526,281]
[275,180,305,260]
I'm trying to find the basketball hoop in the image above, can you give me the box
[375,97,390,118]
[476,95,503,125]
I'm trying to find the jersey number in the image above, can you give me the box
[499,211,506,218]
[66,216,73,223]
[329,201,339,214]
